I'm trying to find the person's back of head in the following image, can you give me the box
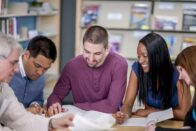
[175,46,196,87]
[27,35,57,63]
[0,33,22,57]
[175,46,196,108]
[83,25,108,49]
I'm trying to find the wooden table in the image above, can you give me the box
[113,120,183,131]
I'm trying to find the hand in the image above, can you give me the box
[115,111,129,124]
[47,103,64,117]
[134,109,149,117]
[50,114,74,130]
[26,104,44,115]
[134,106,160,117]
[145,123,156,131]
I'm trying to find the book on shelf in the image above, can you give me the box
[181,37,196,50]
[0,0,8,14]
[130,3,150,29]
[154,16,177,30]
[182,4,196,31]
[81,5,100,27]
[109,33,123,53]
[51,105,115,131]
[0,17,18,39]
[8,17,17,38]
[121,108,173,127]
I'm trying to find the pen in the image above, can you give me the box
[118,103,122,111]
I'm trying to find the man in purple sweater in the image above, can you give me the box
[47,25,128,116]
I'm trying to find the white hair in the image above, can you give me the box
[0,33,22,57]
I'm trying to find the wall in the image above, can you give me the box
[60,0,76,71]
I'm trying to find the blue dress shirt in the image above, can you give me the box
[9,72,45,107]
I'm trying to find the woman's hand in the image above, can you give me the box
[114,105,130,124]
[134,105,160,117]
[115,111,129,124]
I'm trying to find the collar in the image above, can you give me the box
[19,55,27,78]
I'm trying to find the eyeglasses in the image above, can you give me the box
[0,55,18,67]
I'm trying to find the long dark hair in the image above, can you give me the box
[138,33,174,109]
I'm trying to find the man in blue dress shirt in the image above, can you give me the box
[9,35,57,114]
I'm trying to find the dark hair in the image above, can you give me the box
[83,25,108,48]
[138,32,173,109]
[175,46,196,107]
[27,35,57,62]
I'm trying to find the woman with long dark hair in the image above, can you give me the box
[115,33,191,123]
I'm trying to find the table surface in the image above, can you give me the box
[114,119,183,131]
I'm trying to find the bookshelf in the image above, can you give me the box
[75,0,196,61]
[0,0,61,74]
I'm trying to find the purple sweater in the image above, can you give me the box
[47,52,128,113]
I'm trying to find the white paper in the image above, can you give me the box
[70,114,115,131]
[121,108,173,127]
[147,108,173,123]
[121,118,146,126]
[51,105,116,131]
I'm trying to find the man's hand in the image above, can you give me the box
[26,104,44,115]
[49,114,74,131]
[47,103,64,117]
